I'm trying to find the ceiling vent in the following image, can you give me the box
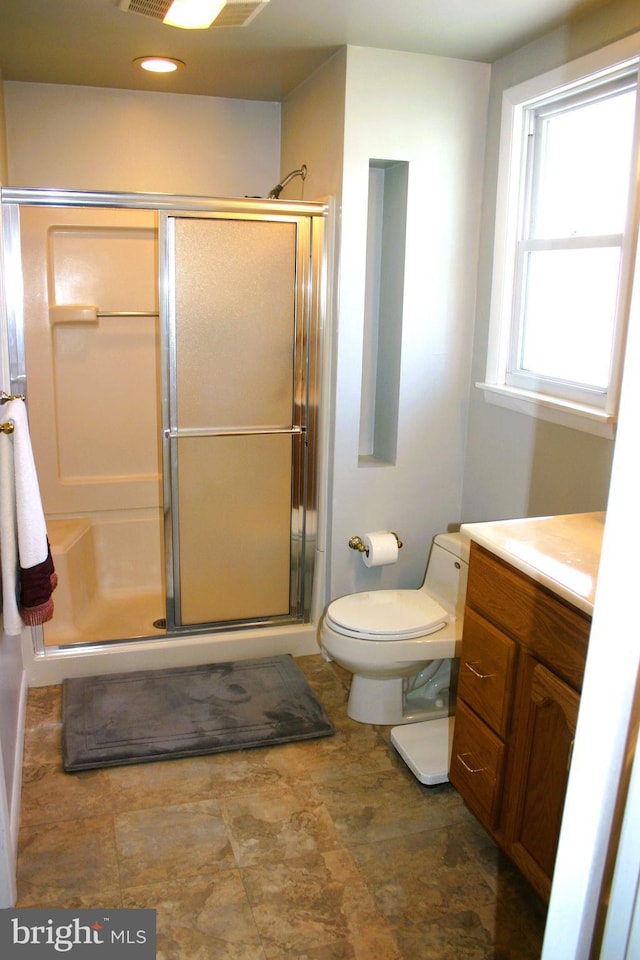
[118,0,270,28]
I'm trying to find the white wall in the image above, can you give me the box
[3,82,281,197]
[328,47,490,599]
[0,629,24,907]
[460,0,640,524]
[0,66,27,908]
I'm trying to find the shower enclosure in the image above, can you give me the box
[2,189,326,653]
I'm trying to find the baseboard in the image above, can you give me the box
[0,665,26,908]
[10,669,27,859]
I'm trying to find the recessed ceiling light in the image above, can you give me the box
[135,56,184,74]
[163,0,225,29]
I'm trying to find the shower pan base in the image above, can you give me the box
[44,516,165,647]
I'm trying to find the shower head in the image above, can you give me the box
[267,164,307,199]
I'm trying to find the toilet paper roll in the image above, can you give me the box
[362,531,399,568]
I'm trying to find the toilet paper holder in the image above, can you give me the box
[348,533,403,557]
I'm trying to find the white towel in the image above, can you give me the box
[0,399,56,633]
[0,423,21,635]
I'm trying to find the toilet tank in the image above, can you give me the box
[421,532,470,619]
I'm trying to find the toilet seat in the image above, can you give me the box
[326,589,450,640]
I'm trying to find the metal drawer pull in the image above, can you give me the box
[464,660,495,680]
[456,752,487,774]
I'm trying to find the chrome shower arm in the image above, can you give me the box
[267,164,308,199]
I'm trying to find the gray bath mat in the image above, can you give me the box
[62,654,334,772]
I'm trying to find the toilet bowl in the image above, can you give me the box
[320,532,469,725]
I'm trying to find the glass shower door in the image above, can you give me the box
[161,211,314,629]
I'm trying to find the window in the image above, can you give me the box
[481,37,640,437]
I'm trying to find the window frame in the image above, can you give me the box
[479,35,640,439]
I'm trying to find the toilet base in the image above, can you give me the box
[390,717,454,785]
[346,674,451,725]
[347,676,405,724]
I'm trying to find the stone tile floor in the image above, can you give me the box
[17,655,547,959]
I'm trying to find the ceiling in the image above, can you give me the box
[0,0,613,102]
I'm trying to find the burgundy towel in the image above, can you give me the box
[1,398,57,631]
[20,539,58,626]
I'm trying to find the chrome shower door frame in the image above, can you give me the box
[1,187,326,651]
[159,202,325,632]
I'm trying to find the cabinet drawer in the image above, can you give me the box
[458,608,517,738]
[466,543,590,690]
[449,700,505,831]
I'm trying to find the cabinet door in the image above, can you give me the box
[505,653,580,900]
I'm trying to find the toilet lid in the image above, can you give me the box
[326,590,450,640]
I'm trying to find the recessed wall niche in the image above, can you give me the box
[359,159,408,465]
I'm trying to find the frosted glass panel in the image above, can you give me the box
[162,209,320,630]
[174,217,297,429]
[177,435,293,624]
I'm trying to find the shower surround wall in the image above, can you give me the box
[19,205,164,646]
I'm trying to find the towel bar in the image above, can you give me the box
[0,390,25,404]
[49,306,159,325]
[1,391,24,431]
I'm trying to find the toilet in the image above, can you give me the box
[319,532,469,727]
[320,531,469,785]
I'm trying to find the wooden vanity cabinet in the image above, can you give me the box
[449,541,591,901]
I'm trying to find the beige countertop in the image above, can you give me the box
[460,512,605,616]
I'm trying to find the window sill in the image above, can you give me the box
[476,382,617,439]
